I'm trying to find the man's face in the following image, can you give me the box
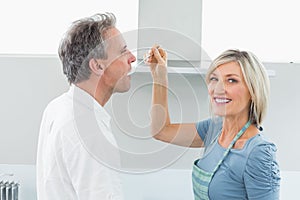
[100,28,136,93]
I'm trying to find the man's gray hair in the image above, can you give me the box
[58,13,116,84]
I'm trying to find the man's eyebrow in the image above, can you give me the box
[121,45,127,51]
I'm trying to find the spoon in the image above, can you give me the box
[127,54,151,75]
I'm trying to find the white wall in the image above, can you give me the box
[0,56,299,171]
[1,0,299,62]
[0,56,68,164]
[0,0,138,54]
[202,0,300,63]
[0,164,298,199]
[263,62,300,171]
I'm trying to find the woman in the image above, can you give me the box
[148,46,280,199]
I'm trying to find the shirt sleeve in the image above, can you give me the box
[195,118,211,141]
[244,143,281,200]
[195,117,222,146]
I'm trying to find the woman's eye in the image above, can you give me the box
[209,77,218,82]
[228,79,238,83]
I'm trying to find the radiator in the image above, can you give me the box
[0,174,19,200]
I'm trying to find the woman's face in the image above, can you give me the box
[208,61,251,119]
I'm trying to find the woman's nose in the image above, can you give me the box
[214,80,226,93]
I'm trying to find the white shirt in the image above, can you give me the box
[36,85,123,200]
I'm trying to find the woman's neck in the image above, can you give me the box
[218,116,249,147]
[222,116,249,135]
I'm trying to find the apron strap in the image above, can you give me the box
[212,120,251,172]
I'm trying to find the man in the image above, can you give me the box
[36,13,136,199]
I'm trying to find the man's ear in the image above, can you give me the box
[89,59,104,76]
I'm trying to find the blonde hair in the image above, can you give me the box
[206,49,270,128]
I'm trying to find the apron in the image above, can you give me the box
[192,121,251,200]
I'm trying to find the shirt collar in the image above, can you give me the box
[68,84,111,125]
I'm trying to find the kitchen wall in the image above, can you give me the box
[0,164,298,199]
[0,56,299,199]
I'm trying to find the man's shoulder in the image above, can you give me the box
[45,91,70,110]
[41,92,75,133]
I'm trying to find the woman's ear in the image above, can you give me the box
[89,59,104,76]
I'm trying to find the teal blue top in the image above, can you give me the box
[195,118,280,200]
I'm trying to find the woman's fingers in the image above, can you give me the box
[152,48,166,64]
[145,45,168,78]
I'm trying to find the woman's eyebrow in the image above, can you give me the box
[225,73,240,77]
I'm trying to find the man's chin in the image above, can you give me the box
[113,84,131,93]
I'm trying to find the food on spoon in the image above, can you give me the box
[148,46,166,63]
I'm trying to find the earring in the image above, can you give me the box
[249,101,254,122]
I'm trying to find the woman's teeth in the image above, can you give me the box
[215,98,231,103]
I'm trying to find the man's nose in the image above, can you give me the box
[128,51,136,64]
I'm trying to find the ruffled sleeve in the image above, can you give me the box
[244,143,281,200]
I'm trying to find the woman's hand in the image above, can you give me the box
[146,45,168,84]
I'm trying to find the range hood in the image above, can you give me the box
[137,0,209,69]
[135,0,276,77]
